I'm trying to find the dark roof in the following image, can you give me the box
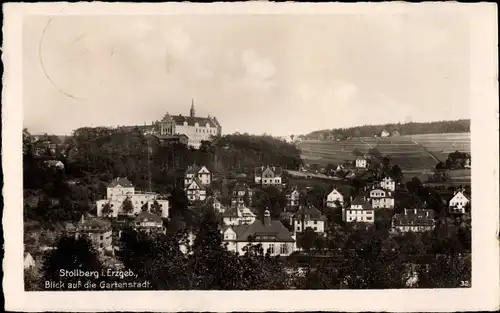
[185,165,211,175]
[154,134,189,140]
[186,177,205,190]
[350,197,373,210]
[233,182,250,193]
[223,206,239,218]
[392,209,435,227]
[109,177,134,188]
[77,218,112,233]
[227,219,295,242]
[170,115,218,128]
[254,165,283,176]
[294,205,326,221]
[134,212,163,223]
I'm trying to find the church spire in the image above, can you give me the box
[190,98,195,117]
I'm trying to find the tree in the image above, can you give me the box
[122,197,134,215]
[41,235,103,290]
[141,202,149,212]
[151,200,163,216]
[101,202,112,217]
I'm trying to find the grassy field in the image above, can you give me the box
[298,132,471,176]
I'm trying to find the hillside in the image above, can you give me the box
[301,119,470,140]
[298,132,471,173]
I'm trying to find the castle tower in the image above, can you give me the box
[190,98,195,117]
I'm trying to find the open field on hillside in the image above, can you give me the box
[298,132,471,174]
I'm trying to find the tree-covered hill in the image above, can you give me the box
[301,119,470,140]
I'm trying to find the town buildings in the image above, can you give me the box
[368,188,395,209]
[291,205,326,234]
[448,190,470,214]
[184,165,212,187]
[222,205,257,226]
[185,178,207,202]
[254,165,283,186]
[155,100,222,149]
[24,252,36,269]
[380,176,396,192]
[355,157,368,168]
[285,187,301,211]
[69,216,113,253]
[325,188,344,208]
[392,209,435,233]
[230,182,253,208]
[381,130,390,137]
[96,178,169,218]
[342,197,375,223]
[222,210,296,256]
[206,196,227,214]
[133,212,165,234]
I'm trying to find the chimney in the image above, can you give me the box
[264,210,271,227]
[414,209,417,214]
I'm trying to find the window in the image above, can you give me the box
[100,235,103,240]
[268,244,275,255]
[313,227,317,231]
[314,221,317,225]
[280,244,288,255]
[100,243,103,248]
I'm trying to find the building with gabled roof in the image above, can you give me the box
[222,204,257,226]
[254,165,283,186]
[222,210,296,256]
[355,157,368,168]
[448,189,470,214]
[133,212,165,234]
[206,196,227,214]
[342,197,375,223]
[392,208,435,233]
[185,177,207,202]
[291,205,327,234]
[368,188,395,209]
[230,182,253,208]
[70,215,113,253]
[325,188,344,208]
[380,175,396,191]
[285,186,301,210]
[184,164,212,187]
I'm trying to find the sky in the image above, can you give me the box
[23,13,471,137]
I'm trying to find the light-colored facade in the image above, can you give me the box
[449,190,470,214]
[325,188,344,208]
[392,209,435,233]
[156,100,222,149]
[292,205,326,233]
[24,253,36,269]
[380,176,396,192]
[356,157,368,168]
[186,179,207,202]
[73,216,113,253]
[342,198,375,223]
[184,165,212,187]
[133,212,165,234]
[254,165,283,186]
[286,188,301,209]
[96,178,169,218]
[222,205,257,226]
[222,211,296,256]
[369,188,395,209]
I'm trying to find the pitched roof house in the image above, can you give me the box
[222,210,296,256]
[392,209,435,233]
[448,189,470,214]
[254,165,283,186]
[108,177,134,188]
[292,205,327,233]
[343,197,375,223]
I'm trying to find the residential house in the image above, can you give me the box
[464,158,471,169]
[342,197,375,223]
[285,187,301,210]
[291,205,326,234]
[368,188,395,209]
[96,177,169,218]
[336,164,344,171]
[133,212,165,234]
[355,157,368,168]
[448,189,470,214]
[24,252,36,269]
[230,182,253,208]
[392,209,435,233]
[222,210,296,256]
[381,130,390,137]
[185,178,207,202]
[392,130,401,137]
[206,196,227,214]
[325,188,344,208]
[152,134,189,146]
[222,205,257,226]
[254,165,283,186]
[184,165,212,187]
[380,176,396,192]
[71,216,113,253]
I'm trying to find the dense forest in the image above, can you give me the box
[23,127,303,227]
[302,119,470,140]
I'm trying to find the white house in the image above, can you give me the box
[325,188,344,208]
[186,178,207,202]
[222,204,257,226]
[355,157,368,168]
[184,165,211,187]
[381,130,390,137]
[380,176,396,192]
[368,188,395,209]
[96,178,169,218]
[222,210,296,256]
[342,197,375,223]
[392,209,435,233]
[24,252,36,269]
[230,182,253,208]
[285,187,301,210]
[254,165,283,186]
[133,211,165,234]
[448,190,470,214]
[291,205,326,234]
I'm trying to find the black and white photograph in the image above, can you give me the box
[3,2,499,312]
